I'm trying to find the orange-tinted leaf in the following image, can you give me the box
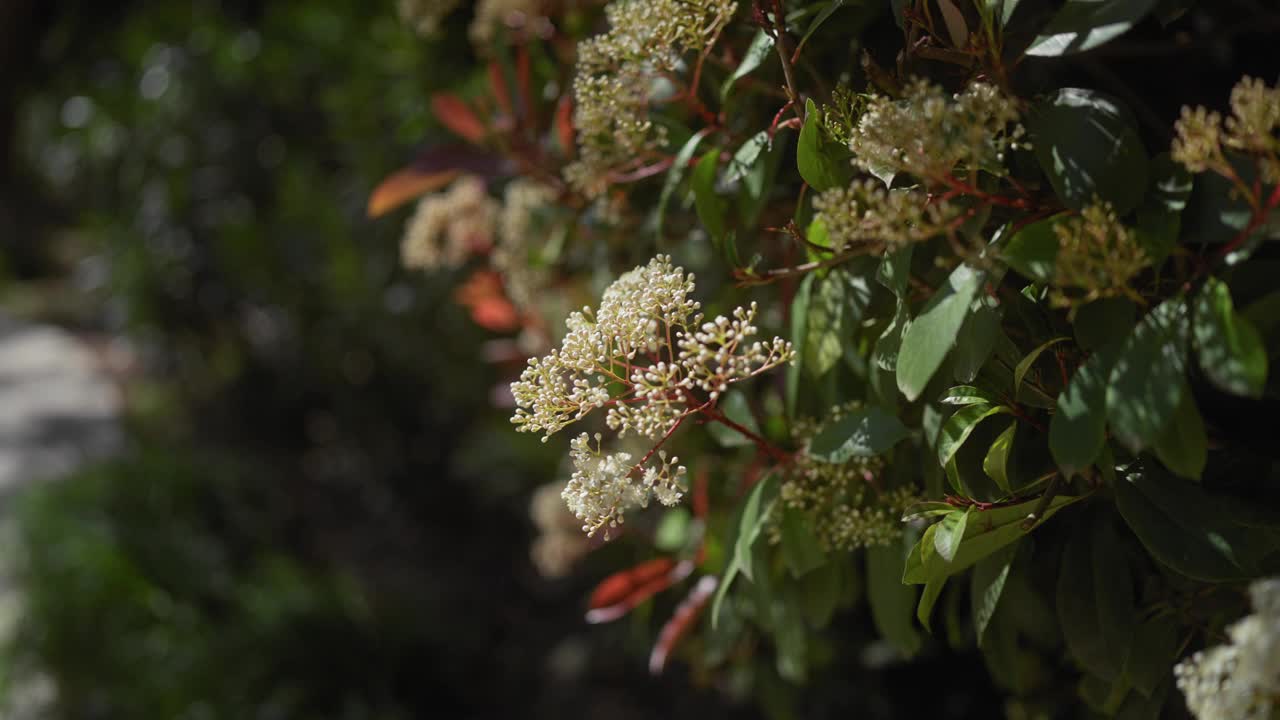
[516,43,533,125]
[586,558,693,624]
[431,93,487,144]
[455,271,521,332]
[555,94,574,158]
[488,61,513,117]
[649,575,717,674]
[367,167,460,218]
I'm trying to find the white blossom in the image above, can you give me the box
[1175,577,1280,720]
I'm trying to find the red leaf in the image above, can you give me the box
[488,61,513,117]
[554,94,574,158]
[585,558,693,624]
[367,167,460,218]
[366,145,507,218]
[431,93,487,144]
[649,575,717,674]
[455,271,520,332]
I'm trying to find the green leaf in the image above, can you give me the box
[711,475,779,626]
[1114,465,1280,582]
[797,98,853,192]
[983,422,1016,494]
[1057,510,1136,681]
[1193,277,1268,398]
[902,501,957,522]
[867,537,923,656]
[1151,383,1207,480]
[804,269,846,378]
[953,304,1002,383]
[1107,297,1189,452]
[654,508,692,552]
[692,149,728,241]
[877,245,913,298]
[654,130,708,237]
[1051,343,1121,477]
[786,274,813,418]
[971,541,1018,646]
[798,560,843,629]
[1075,297,1137,351]
[1125,615,1181,697]
[934,507,972,563]
[808,406,910,462]
[798,0,850,48]
[1001,217,1058,282]
[1014,336,1070,399]
[937,403,1012,469]
[941,385,1002,406]
[1029,88,1150,214]
[707,391,762,448]
[906,496,1087,626]
[1025,0,1159,56]
[898,264,985,401]
[726,131,770,185]
[1134,154,1193,265]
[780,506,827,577]
[720,30,774,101]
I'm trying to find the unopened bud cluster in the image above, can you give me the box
[774,405,920,552]
[849,79,1025,183]
[813,180,961,255]
[565,0,737,196]
[1049,202,1147,308]
[492,179,559,310]
[511,255,794,534]
[1175,577,1280,720]
[1173,76,1280,183]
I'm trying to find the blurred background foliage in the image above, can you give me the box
[0,1,780,717]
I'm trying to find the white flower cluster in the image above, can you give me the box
[511,254,792,439]
[511,255,793,534]
[1175,577,1280,720]
[564,0,737,196]
[492,178,559,310]
[563,432,686,535]
[401,176,498,271]
[813,179,962,255]
[469,0,551,50]
[398,0,461,37]
[1173,76,1280,183]
[529,481,589,577]
[849,79,1024,183]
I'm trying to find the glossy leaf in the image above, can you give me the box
[725,131,770,185]
[1057,511,1135,680]
[983,422,1016,494]
[898,264,985,401]
[654,130,709,236]
[720,31,774,100]
[1151,384,1207,480]
[868,537,923,656]
[1025,0,1159,56]
[937,403,1012,469]
[710,475,779,627]
[804,270,846,378]
[807,406,910,462]
[1051,343,1121,477]
[1029,88,1149,214]
[941,385,1002,406]
[1014,336,1070,399]
[692,149,728,241]
[934,506,972,563]
[953,304,1002,383]
[797,98,853,192]
[970,541,1018,646]
[1193,277,1268,398]
[1107,297,1189,452]
[1115,465,1280,581]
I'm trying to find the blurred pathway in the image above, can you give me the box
[0,311,123,716]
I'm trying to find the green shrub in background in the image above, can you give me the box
[389,0,1280,717]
